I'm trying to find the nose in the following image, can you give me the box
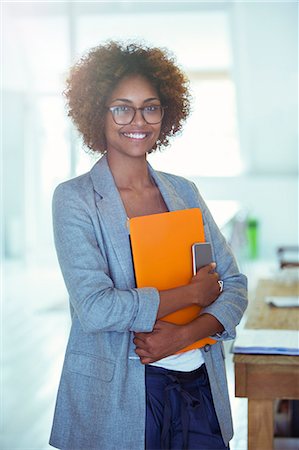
[131,108,147,126]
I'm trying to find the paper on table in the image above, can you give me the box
[265,296,299,308]
[233,329,299,355]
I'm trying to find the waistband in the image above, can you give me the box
[145,363,206,382]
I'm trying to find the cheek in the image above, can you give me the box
[104,118,118,141]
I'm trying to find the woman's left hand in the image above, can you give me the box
[133,320,187,364]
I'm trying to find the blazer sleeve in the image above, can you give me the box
[52,182,160,334]
[190,182,248,340]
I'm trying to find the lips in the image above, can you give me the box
[122,132,148,140]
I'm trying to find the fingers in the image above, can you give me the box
[138,355,153,364]
[133,333,154,351]
[134,347,154,364]
[133,336,144,348]
[192,263,219,281]
[208,262,217,272]
[133,332,146,342]
[201,262,217,274]
[133,321,182,364]
[189,262,222,307]
[133,335,156,362]
[134,346,149,357]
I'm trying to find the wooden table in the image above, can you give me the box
[234,279,299,450]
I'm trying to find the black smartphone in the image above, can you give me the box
[192,242,213,275]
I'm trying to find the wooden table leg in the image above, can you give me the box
[248,399,274,450]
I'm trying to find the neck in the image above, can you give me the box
[107,152,153,190]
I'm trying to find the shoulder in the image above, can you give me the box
[156,169,197,193]
[53,171,93,204]
[157,170,192,186]
[154,169,202,205]
[52,171,98,222]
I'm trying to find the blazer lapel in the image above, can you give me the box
[148,164,187,212]
[90,155,136,287]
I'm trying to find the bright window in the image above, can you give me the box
[148,76,243,176]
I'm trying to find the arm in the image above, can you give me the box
[196,184,248,341]
[156,262,220,319]
[52,183,160,334]
[134,314,224,364]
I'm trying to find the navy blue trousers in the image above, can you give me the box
[145,364,229,450]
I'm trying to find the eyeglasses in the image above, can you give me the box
[107,105,165,125]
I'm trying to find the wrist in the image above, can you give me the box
[185,313,225,342]
[158,285,194,319]
[179,322,196,349]
[186,283,198,306]
[186,283,202,307]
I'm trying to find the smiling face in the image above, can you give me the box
[104,74,162,160]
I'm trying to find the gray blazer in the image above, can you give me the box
[49,155,247,450]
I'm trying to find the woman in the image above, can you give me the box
[49,41,247,450]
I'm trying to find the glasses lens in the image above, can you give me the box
[143,106,164,124]
[111,106,135,125]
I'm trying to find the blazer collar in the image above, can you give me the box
[148,164,187,212]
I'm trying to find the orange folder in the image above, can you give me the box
[129,208,216,352]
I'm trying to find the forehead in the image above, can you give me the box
[108,74,159,102]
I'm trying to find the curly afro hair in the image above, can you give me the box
[64,41,191,154]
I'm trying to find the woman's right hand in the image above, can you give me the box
[188,263,220,307]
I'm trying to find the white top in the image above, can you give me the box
[150,349,205,372]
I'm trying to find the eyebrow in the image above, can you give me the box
[110,97,160,104]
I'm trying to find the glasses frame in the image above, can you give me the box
[106,105,166,125]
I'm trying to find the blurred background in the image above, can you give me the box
[2,1,298,449]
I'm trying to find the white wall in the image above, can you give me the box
[195,1,299,260]
[230,1,298,175]
[191,175,298,259]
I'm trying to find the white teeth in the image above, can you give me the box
[123,132,147,139]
